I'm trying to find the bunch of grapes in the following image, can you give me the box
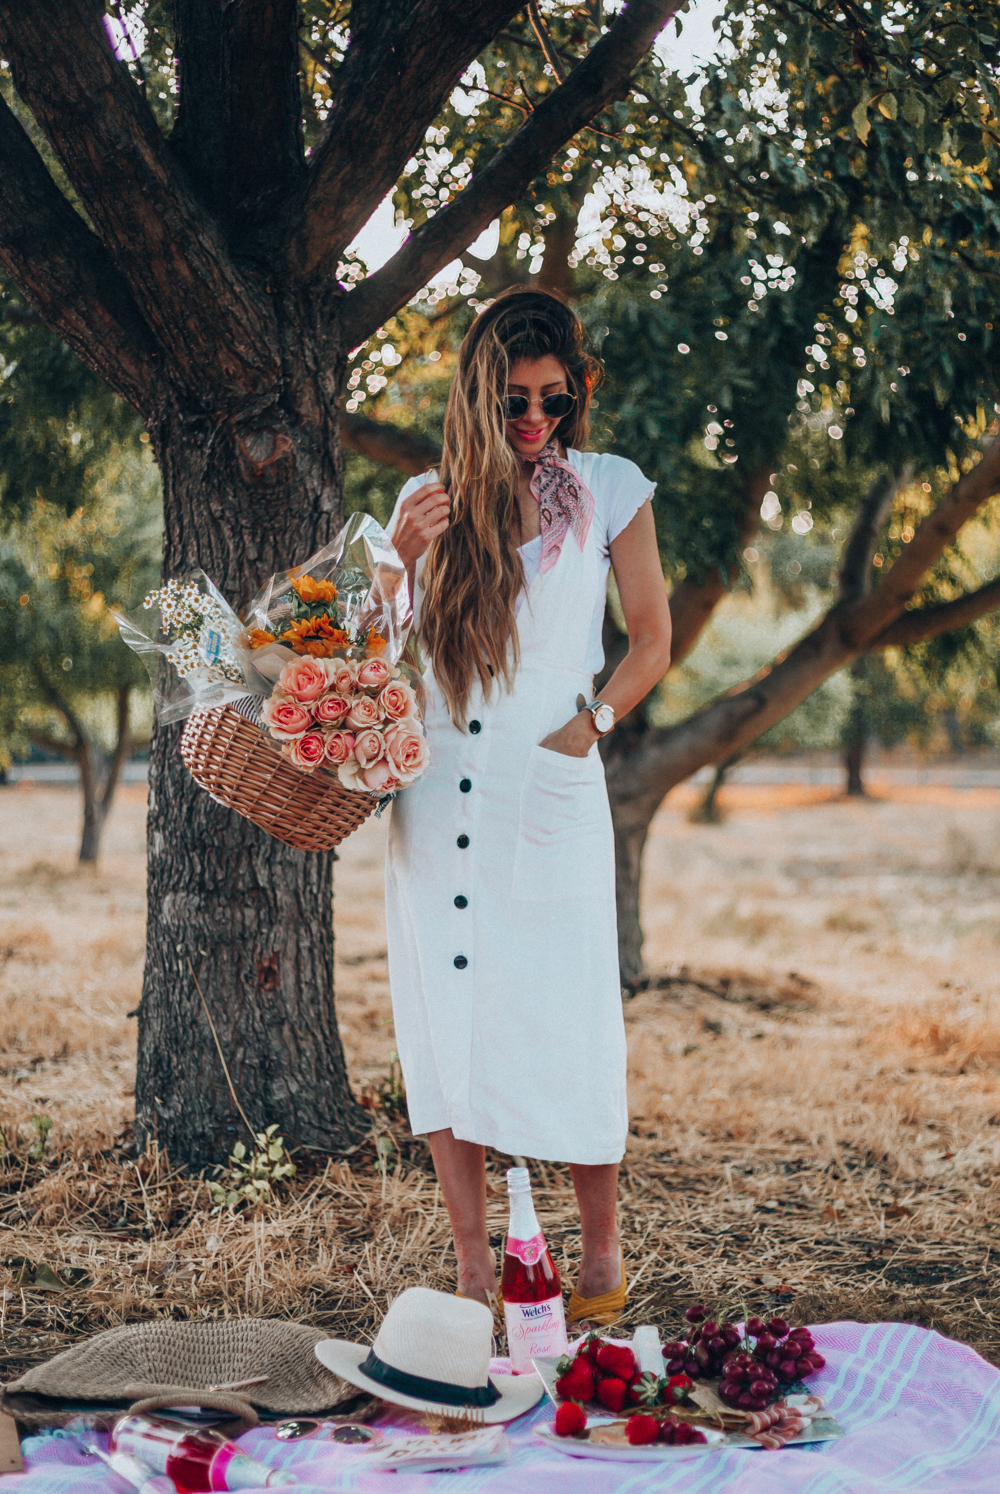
[661,1306,743,1380]
[745,1316,825,1384]
[663,1305,826,1412]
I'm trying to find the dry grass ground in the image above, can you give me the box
[0,774,998,1383]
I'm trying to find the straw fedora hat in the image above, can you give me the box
[314,1287,544,1424]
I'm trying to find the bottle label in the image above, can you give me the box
[503,1294,568,1373]
[505,1231,546,1266]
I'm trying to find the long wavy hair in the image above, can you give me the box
[421,288,601,725]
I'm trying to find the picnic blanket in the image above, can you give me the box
[7,1321,999,1493]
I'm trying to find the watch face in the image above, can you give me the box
[594,704,615,733]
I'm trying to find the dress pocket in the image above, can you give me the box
[512,744,612,902]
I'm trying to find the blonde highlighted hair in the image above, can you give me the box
[420,288,601,724]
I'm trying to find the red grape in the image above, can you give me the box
[665,1357,686,1376]
[779,1359,798,1380]
[721,1324,742,1347]
[810,1354,826,1371]
[755,1331,777,1351]
[746,1317,766,1336]
[768,1318,790,1338]
[662,1341,687,1358]
[685,1304,707,1324]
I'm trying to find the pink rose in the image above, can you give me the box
[379,679,419,722]
[277,655,333,704]
[347,695,382,730]
[315,694,351,725]
[331,658,359,695]
[324,730,356,766]
[356,656,397,691]
[286,730,327,771]
[262,696,313,741]
[384,720,430,784]
[360,759,400,794]
[353,727,386,767]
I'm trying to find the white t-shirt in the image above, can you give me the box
[389,449,655,674]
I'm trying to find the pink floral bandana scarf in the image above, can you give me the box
[528,442,596,573]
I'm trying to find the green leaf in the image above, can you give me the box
[877,93,898,121]
[902,93,925,127]
[852,100,871,144]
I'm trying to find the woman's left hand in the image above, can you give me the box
[539,711,598,759]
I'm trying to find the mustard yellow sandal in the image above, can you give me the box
[456,1289,504,1312]
[566,1250,628,1327]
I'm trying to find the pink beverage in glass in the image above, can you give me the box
[501,1165,568,1373]
[110,1416,296,1492]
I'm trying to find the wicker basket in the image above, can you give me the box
[180,705,376,851]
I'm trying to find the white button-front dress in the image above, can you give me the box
[385,451,653,1165]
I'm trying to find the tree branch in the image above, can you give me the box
[837,467,900,604]
[837,440,1000,650]
[871,577,1000,648]
[98,683,131,818]
[288,0,523,281]
[29,732,83,762]
[668,467,771,666]
[32,663,86,749]
[604,446,1000,806]
[340,0,681,345]
[171,0,305,234]
[0,94,158,411]
[340,411,441,475]
[0,0,278,395]
[527,3,568,82]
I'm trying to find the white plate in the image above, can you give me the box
[536,1419,726,1462]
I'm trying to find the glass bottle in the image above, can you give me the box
[500,1165,568,1373]
[109,1415,296,1492]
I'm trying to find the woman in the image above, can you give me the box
[387,288,672,1318]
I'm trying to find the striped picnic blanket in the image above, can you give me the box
[9,1320,999,1492]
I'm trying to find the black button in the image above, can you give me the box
[454,895,468,909]
[457,834,469,848]
[460,778,472,793]
[454,955,468,969]
[469,719,482,734]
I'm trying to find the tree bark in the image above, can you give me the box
[135,304,370,1165]
[843,735,868,798]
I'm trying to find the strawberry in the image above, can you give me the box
[554,1402,587,1438]
[579,1333,607,1366]
[555,1360,595,1403]
[596,1376,627,1414]
[665,1372,694,1404]
[596,1343,637,1380]
[631,1371,662,1406]
[626,1414,659,1446]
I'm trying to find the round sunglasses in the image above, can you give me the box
[502,390,577,421]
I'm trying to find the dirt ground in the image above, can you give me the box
[0,775,998,1371]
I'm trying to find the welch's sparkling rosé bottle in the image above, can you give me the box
[501,1166,568,1373]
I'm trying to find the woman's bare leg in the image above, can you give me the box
[427,1128,497,1303]
[569,1163,622,1297]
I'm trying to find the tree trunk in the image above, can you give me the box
[843,733,868,797]
[78,683,133,862]
[136,317,369,1168]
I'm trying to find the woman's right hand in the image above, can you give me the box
[391,480,450,571]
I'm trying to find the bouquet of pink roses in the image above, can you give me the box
[262,652,428,796]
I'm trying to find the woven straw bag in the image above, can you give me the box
[1,1317,371,1431]
[180,705,376,852]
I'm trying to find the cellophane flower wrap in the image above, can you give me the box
[115,513,429,798]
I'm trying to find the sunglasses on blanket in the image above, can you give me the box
[502,391,577,421]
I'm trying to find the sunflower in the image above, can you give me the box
[290,574,337,604]
[279,617,349,656]
[247,628,277,650]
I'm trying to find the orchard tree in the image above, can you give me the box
[345,0,1000,979]
[0,0,681,1165]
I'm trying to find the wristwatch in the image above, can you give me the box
[587,699,616,735]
